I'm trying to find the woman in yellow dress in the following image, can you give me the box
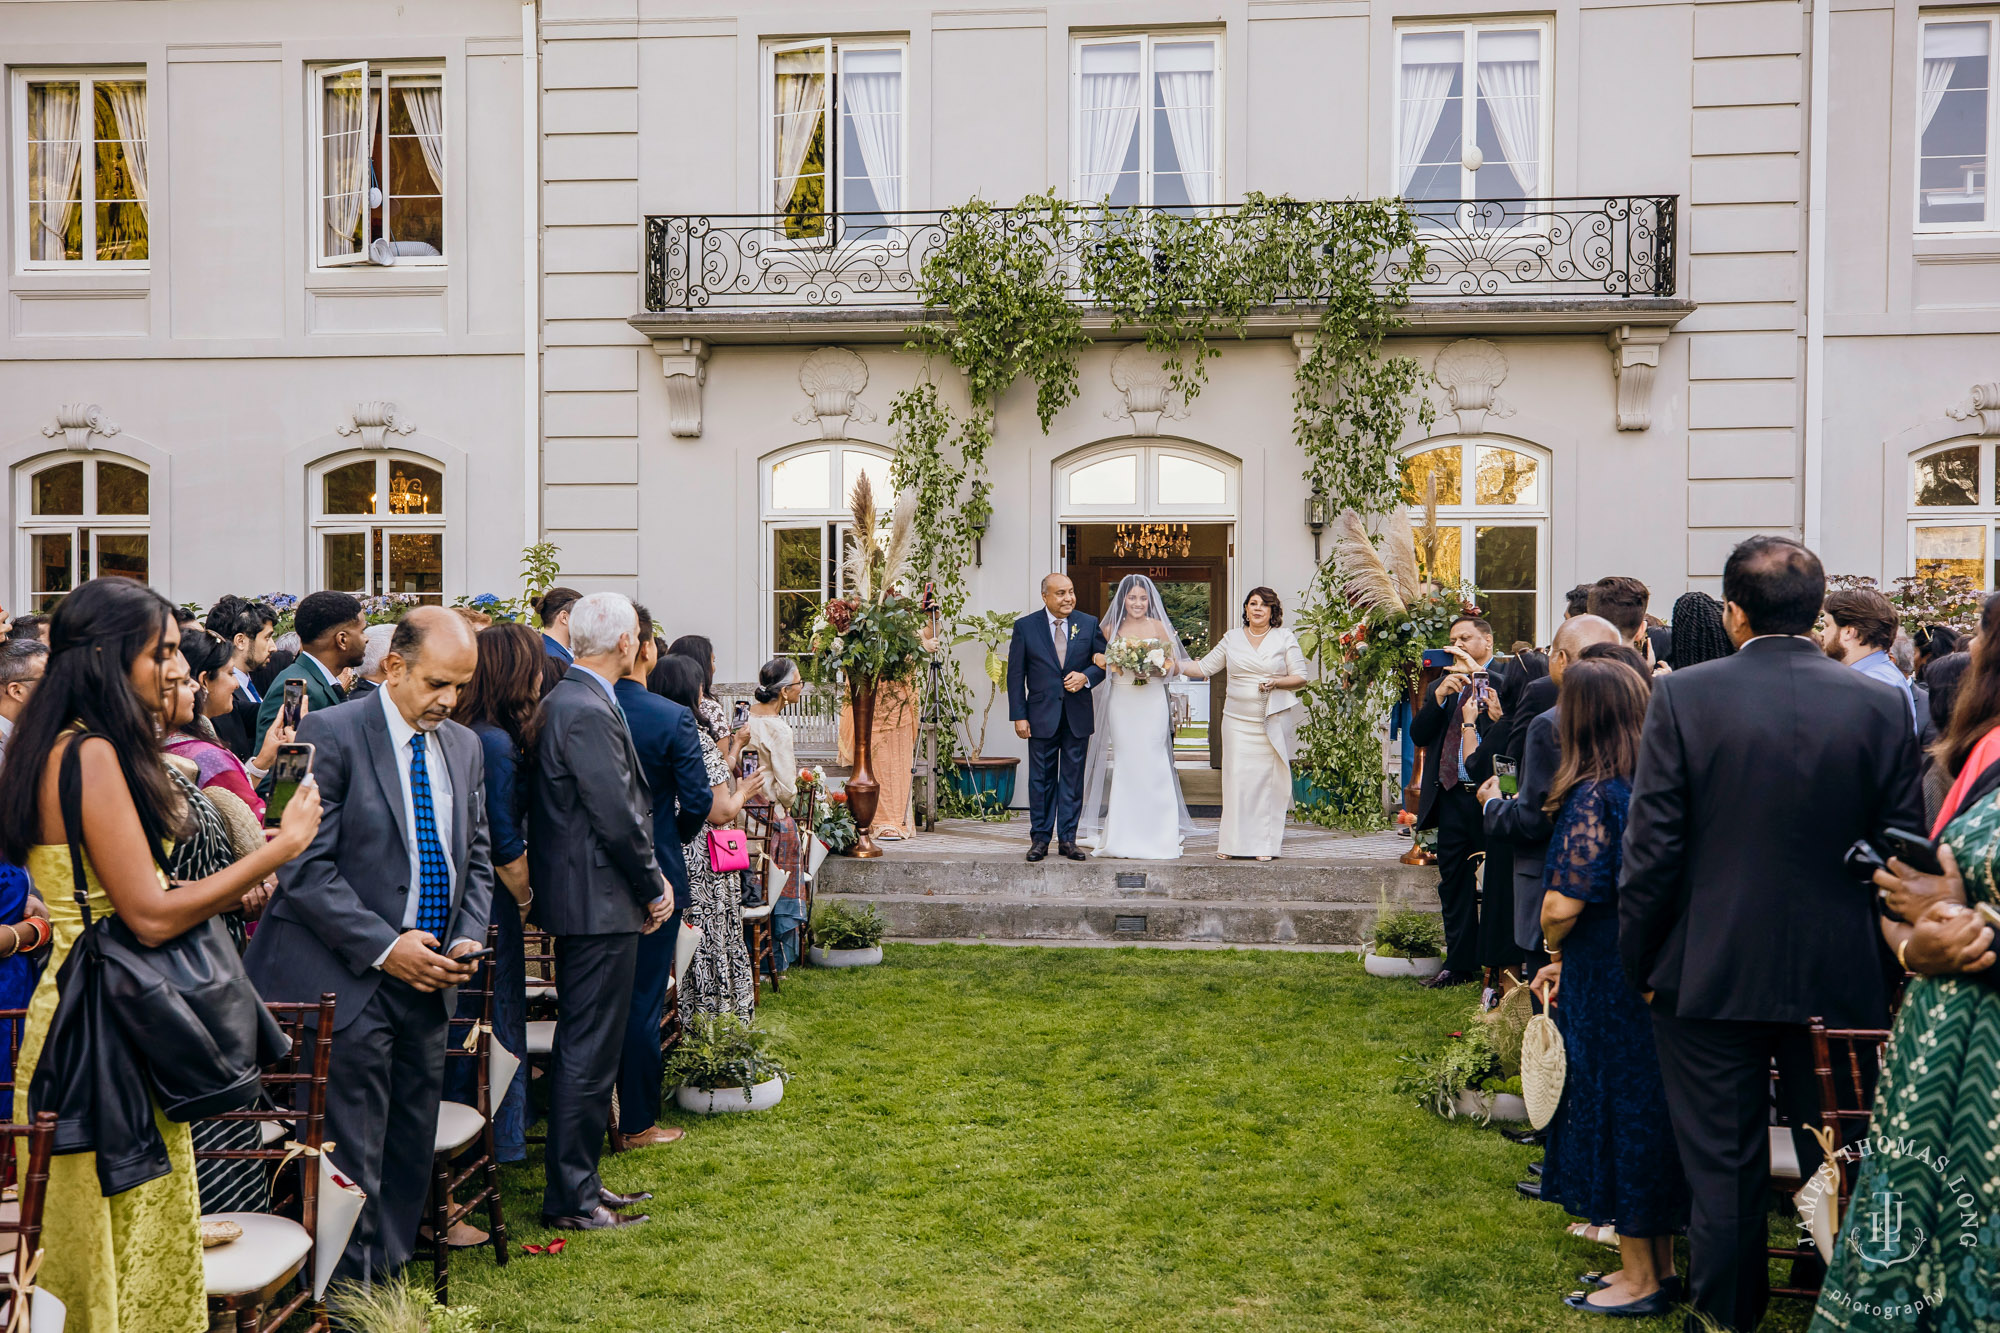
[0,578,321,1333]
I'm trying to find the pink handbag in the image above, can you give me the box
[707,827,750,873]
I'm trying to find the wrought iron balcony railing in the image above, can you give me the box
[640,197,1677,314]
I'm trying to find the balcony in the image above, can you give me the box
[631,196,1689,345]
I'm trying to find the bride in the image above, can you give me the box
[1078,574,1198,859]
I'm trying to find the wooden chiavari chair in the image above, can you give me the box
[1766,1019,1889,1301]
[423,923,510,1304]
[0,1112,56,1332]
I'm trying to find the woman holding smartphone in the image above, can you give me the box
[743,658,808,969]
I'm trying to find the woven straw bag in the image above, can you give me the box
[1520,991,1566,1130]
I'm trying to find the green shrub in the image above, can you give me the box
[1372,908,1444,959]
[331,1275,485,1333]
[812,899,887,951]
[662,1013,790,1095]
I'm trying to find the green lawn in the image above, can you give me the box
[451,946,1813,1332]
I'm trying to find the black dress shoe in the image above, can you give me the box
[541,1204,649,1231]
[1026,843,1049,863]
[1561,1286,1678,1318]
[1528,1160,1543,1178]
[1059,842,1086,861]
[1502,1126,1547,1146]
[1515,1179,1542,1200]
[1578,1274,1682,1299]
[1421,969,1479,989]
[600,1187,653,1209]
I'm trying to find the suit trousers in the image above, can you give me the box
[616,907,680,1135]
[1027,716,1090,844]
[545,932,640,1218]
[318,979,448,1285]
[1650,1013,1823,1333]
[1432,785,1484,976]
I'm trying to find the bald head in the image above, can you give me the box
[1550,614,1620,683]
[384,606,479,732]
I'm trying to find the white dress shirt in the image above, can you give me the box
[233,666,261,704]
[372,686,471,964]
[298,651,339,690]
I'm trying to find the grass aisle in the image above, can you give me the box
[456,946,1809,1332]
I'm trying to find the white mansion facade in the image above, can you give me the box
[2,0,1997,694]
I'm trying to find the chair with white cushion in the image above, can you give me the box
[658,920,704,1054]
[739,805,785,1002]
[422,924,509,1305]
[0,1112,55,1332]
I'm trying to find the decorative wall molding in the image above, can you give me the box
[40,404,120,451]
[792,347,875,440]
[334,402,418,449]
[1431,339,1514,434]
[1106,344,1190,437]
[654,336,710,438]
[1607,325,1670,432]
[1945,383,2000,436]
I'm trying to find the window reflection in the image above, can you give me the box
[1915,446,1980,506]
[1157,454,1226,506]
[1475,446,1538,506]
[1400,446,1462,505]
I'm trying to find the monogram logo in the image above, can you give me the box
[1848,1189,1927,1267]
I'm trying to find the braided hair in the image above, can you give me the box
[1666,591,1735,671]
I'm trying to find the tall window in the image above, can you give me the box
[1396,23,1548,215]
[311,453,445,602]
[1401,439,1549,648]
[1071,34,1221,207]
[313,63,445,267]
[762,444,893,656]
[14,72,148,268]
[16,455,151,610]
[1908,438,2000,586]
[1918,14,1996,229]
[767,40,905,240]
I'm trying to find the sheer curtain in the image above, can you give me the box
[405,85,444,193]
[105,82,148,223]
[321,69,369,258]
[841,49,902,213]
[1398,34,1459,194]
[773,48,827,216]
[28,83,83,261]
[1475,31,1541,196]
[1155,43,1216,206]
[1077,43,1142,201]
[1923,23,1988,137]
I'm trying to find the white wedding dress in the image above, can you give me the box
[1079,577,1198,860]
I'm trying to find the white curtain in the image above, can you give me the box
[1475,58,1541,194]
[1923,60,1958,136]
[773,49,827,216]
[1398,37,1458,194]
[405,85,444,193]
[841,50,901,213]
[1078,43,1142,201]
[1156,45,1215,206]
[28,83,83,261]
[105,82,148,222]
[322,69,368,257]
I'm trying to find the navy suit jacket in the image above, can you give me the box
[1006,610,1107,739]
[614,679,714,911]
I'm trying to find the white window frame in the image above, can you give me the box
[11,69,149,272]
[1915,12,2000,233]
[14,452,154,611]
[309,452,448,601]
[1056,443,1238,521]
[760,442,895,657]
[310,60,447,269]
[1908,437,1998,587]
[1068,32,1225,207]
[1400,437,1552,644]
[1393,20,1554,205]
[761,38,909,237]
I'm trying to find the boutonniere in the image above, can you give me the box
[1068,623,1078,639]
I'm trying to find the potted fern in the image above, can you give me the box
[666,1013,789,1114]
[807,900,887,968]
[947,609,1023,814]
[1363,904,1445,979]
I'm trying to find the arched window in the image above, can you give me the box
[15,452,151,611]
[310,451,446,602]
[1056,443,1235,520]
[1400,437,1549,648]
[762,442,893,656]
[1908,439,2000,588]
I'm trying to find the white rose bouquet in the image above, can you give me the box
[1105,637,1170,685]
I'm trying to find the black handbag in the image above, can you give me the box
[29,730,288,1194]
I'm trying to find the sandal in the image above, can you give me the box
[1567,1222,1620,1248]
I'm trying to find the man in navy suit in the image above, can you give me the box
[1007,572,1107,862]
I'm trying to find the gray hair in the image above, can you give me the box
[1041,572,1071,594]
[1890,629,1916,677]
[0,638,47,686]
[568,591,638,658]
[359,623,395,678]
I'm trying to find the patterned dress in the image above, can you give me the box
[680,731,755,1019]
[1809,788,2000,1332]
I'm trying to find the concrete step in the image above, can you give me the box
[842,892,1394,947]
[817,856,1436,906]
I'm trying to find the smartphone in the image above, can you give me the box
[451,945,496,965]
[262,743,314,828]
[1472,668,1490,702]
[281,678,307,729]
[732,700,750,731]
[1421,648,1456,670]
[1493,757,1519,797]
[740,747,761,780]
[1880,827,1946,877]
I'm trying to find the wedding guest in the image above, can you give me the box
[535,587,583,667]
[744,659,809,969]
[7,615,48,644]
[1178,588,1308,862]
[1821,587,1918,730]
[1407,614,1502,986]
[163,628,276,821]
[350,623,394,698]
[652,656,763,1019]
[1587,576,1670,668]
[0,639,47,766]
[254,591,365,740]
[1921,651,1973,825]
[0,639,48,1119]
[1564,585,1592,619]
[204,596,277,758]
[1664,591,1734,672]
[0,577,321,1333]
[1532,660,1687,1316]
[663,634,732,736]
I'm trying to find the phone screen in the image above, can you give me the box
[282,678,306,728]
[732,700,750,730]
[740,747,761,780]
[1493,758,1519,797]
[263,745,313,827]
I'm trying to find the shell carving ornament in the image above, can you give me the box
[1431,340,1514,435]
[794,347,876,440]
[1107,344,1191,437]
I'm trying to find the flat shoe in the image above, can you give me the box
[1576,1274,1683,1299]
[1515,1179,1542,1200]
[1561,1287,1677,1318]
[541,1205,648,1231]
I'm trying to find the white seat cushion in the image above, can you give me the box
[201,1212,312,1297]
[1770,1126,1802,1181]
[525,1020,556,1056]
[435,1100,486,1156]
[258,1119,290,1147]
[525,983,557,1000]
[741,901,776,921]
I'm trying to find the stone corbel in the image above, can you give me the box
[1608,326,1670,432]
[335,401,417,450]
[654,337,710,439]
[41,404,120,451]
[1945,383,2000,436]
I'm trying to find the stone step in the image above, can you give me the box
[829,892,1393,947]
[817,856,1437,906]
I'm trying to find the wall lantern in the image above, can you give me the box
[1305,488,1332,563]
[970,482,991,566]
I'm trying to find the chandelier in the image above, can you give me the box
[386,468,431,515]
[1112,522,1191,560]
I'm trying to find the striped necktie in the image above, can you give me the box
[409,733,451,937]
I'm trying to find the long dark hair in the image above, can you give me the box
[0,578,188,865]
[1544,660,1651,814]
[665,635,716,700]
[453,623,545,759]
[1667,591,1734,671]
[1936,593,2000,776]
[176,623,234,742]
[650,654,711,736]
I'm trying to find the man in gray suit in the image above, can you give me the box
[245,607,493,1283]
[528,591,672,1230]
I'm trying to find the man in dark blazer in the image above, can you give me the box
[535,586,583,667]
[1006,572,1107,862]
[1409,615,1503,986]
[244,607,493,1284]
[1620,536,1924,1332]
[528,592,672,1229]
[254,591,367,741]
[205,595,277,759]
[610,612,714,1152]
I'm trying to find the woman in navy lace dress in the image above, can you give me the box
[1535,659,1689,1318]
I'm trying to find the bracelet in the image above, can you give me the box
[17,918,46,953]
[1897,937,1912,973]
[0,924,19,959]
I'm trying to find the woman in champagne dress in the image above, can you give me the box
[1180,587,1309,859]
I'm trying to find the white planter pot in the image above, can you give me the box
[1451,1089,1530,1123]
[808,944,883,968]
[1362,947,1443,979]
[675,1077,785,1115]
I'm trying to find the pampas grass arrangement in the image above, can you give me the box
[841,474,920,605]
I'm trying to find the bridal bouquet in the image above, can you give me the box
[1105,637,1170,685]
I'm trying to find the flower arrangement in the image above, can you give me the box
[1104,637,1169,684]
[798,475,931,689]
[795,766,859,852]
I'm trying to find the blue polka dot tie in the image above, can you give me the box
[409,732,451,938]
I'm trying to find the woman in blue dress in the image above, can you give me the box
[1533,658,1690,1318]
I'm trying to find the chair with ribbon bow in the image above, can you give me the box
[1764,1018,1890,1301]
[0,1110,57,1333]
[739,805,786,1003]
[422,923,511,1304]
